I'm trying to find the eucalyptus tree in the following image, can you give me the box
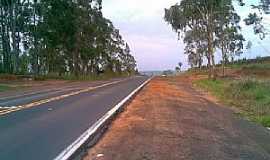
[215,2,245,76]
[239,0,270,39]
[165,0,231,79]
[164,0,246,79]
[0,0,13,73]
[0,0,137,77]
[0,0,40,74]
[183,27,207,69]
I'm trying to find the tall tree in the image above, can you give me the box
[0,0,137,77]
[165,0,243,79]
[215,2,245,76]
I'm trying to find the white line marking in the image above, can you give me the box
[54,77,152,160]
[0,78,132,116]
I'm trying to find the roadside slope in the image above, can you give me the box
[84,76,270,160]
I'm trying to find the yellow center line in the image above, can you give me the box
[0,79,129,116]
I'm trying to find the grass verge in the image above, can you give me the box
[33,72,132,81]
[0,84,11,92]
[194,78,270,127]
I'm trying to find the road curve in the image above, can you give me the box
[0,76,149,160]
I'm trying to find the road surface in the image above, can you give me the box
[0,76,149,160]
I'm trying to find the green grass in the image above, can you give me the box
[33,72,133,81]
[229,62,270,70]
[0,72,134,82]
[0,84,11,92]
[194,78,270,127]
[257,116,270,127]
[194,79,228,100]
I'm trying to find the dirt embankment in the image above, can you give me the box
[84,76,270,160]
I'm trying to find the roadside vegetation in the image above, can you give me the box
[165,0,269,80]
[165,1,270,127]
[0,83,25,92]
[0,0,137,80]
[0,84,11,92]
[193,58,270,127]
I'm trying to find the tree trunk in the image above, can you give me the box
[33,1,39,75]
[211,49,216,80]
[221,41,225,77]
[198,53,202,70]
[207,52,211,79]
[73,50,79,77]
[207,31,215,79]
[207,20,216,80]
[1,6,12,73]
[11,1,20,73]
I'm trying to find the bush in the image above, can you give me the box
[195,78,270,127]
[257,116,270,127]
[0,84,11,92]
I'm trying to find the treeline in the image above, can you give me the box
[165,0,270,79]
[0,0,136,77]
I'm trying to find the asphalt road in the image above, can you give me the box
[0,76,149,160]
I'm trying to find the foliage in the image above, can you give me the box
[0,84,11,92]
[239,0,270,39]
[164,0,244,79]
[175,66,180,72]
[0,0,137,78]
[194,78,270,127]
[195,79,227,99]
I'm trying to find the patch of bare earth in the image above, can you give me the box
[84,76,270,160]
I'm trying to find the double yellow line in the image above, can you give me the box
[0,79,127,116]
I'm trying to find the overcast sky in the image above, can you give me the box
[102,0,270,71]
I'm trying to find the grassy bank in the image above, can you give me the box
[0,84,11,92]
[0,72,133,81]
[33,72,131,81]
[0,72,134,93]
[194,78,270,127]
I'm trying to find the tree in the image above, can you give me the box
[239,0,270,39]
[183,28,207,69]
[175,66,181,72]
[165,0,233,79]
[0,0,137,78]
[178,62,183,71]
[164,0,244,79]
[215,3,245,76]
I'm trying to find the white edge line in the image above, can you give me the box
[54,77,152,160]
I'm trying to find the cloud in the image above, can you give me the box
[102,0,185,71]
[103,0,178,21]
[103,0,270,71]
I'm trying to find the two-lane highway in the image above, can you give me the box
[0,76,149,160]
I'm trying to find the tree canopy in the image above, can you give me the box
[0,0,137,77]
[241,0,270,39]
[165,0,245,78]
[164,0,270,78]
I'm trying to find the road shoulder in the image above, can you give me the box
[83,76,270,160]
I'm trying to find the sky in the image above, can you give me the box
[102,0,270,71]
